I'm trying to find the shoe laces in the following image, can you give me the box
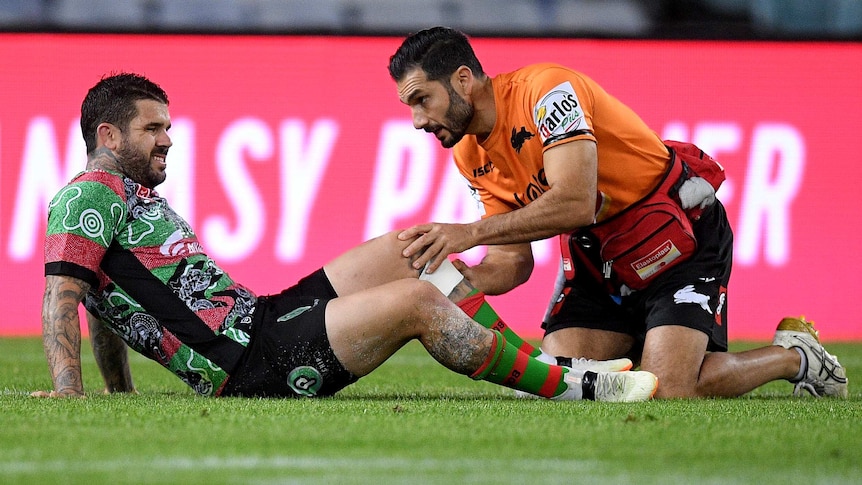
[792,380,822,398]
[597,373,626,397]
[794,335,843,377]
[571,357,597,366]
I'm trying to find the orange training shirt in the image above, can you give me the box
[454,63,670,222]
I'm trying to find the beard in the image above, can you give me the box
[437,83,474,148]
[116,137,167,189]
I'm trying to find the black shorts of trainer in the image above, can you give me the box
[542,200,733,359]
[221,268,358,398]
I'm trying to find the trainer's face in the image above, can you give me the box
[116,99,172,188]
[397,68,474,148]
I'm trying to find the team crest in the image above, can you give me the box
[288,366,323,397]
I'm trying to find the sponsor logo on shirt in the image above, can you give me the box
[160,230,205,257]
[472,160,495,178]
[513,169,548,207]
[533,81,588,142]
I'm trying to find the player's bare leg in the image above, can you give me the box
[541,327,635,361]
[325,232,635,375]
[323,231,420,298]
[324,278,488,377]
[640,325,800,398]
[325,233,550,361]
[324,279,658,401]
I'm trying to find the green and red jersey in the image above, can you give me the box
[44,170,256,396]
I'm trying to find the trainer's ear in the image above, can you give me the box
[452,65,474,96]
[96,122,122,151]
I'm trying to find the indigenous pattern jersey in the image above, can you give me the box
[44,170,257,396]
[454,63,671,222]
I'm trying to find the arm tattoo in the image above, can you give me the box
[88,311,135,393]
[41,276,90,396]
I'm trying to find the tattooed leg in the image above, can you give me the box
[325,279,571,398]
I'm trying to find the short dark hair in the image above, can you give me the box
[80,73,169,154]
[388,26,484,84]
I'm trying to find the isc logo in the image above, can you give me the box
[472,160,495,178]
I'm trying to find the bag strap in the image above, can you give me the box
[558,146,685,288]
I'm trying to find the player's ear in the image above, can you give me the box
[96,122,121,150]
[453,66,474,95]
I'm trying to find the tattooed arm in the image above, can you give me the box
[87,310,136,394]
[32,275,90,398]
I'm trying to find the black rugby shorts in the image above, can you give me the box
[221,268,358,398]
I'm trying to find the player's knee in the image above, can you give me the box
[652,368,726,399]
[642,365,702,399]
[416,279,451,309]
[365,230,413,260]
[654,382,700,399]
[379,230,411,253]
[396,279,451,317]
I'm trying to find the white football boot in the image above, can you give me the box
[513,354,634,399]
[551,369,658,402]
[773,316,848,398]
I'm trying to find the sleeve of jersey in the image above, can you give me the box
[531,69,597,149]
[44,179,127,288]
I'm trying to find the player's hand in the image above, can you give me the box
[398,223,475,273]
[451,259,479,285]
[30,389,86,398]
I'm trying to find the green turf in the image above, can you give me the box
[1,337,860,484]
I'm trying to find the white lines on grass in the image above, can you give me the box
[0,455,596,475]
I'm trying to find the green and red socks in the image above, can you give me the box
[456,289,544,358]
[471,330,577,399]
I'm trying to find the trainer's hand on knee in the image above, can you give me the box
[398,223,473,273]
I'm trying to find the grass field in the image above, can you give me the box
[1,337,860,485]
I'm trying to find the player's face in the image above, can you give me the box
[398,68,474,148]
[116,99,172,188]
[439,80,474,148]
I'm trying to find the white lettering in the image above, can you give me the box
[690,122,741,202]
[9,118,83,260]
[530,239,554,267]
[8,118,196,261]
[662,121,805,266]
[661,121,689,144]
[203,118,270,262]
[364,121,435,239]
[275,119,338,262]
[429,154,478,224]
[737,124,804,266]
